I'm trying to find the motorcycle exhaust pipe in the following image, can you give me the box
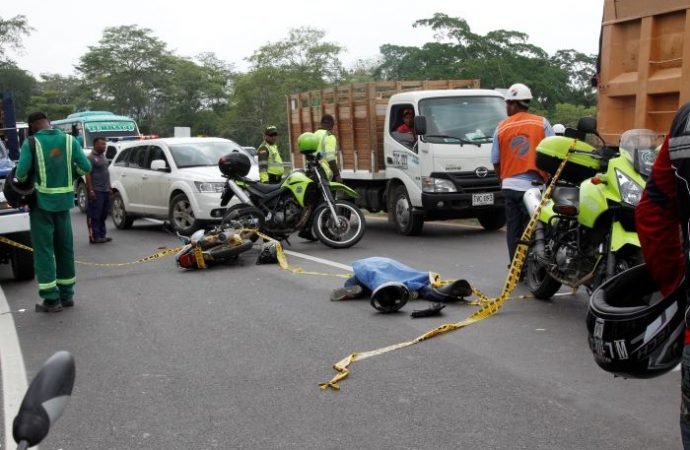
[523,188,546,258]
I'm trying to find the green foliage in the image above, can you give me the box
[25,73,85,121]
[0,64,36,119]
[549,103,597,129]
[0,15,32,65]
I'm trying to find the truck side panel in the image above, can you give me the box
[598,0,690,142]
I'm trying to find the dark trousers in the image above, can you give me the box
[87,191,110,241]
[504,189,530,262]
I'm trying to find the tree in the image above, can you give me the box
[26,73,85,120]
[0,15,32,66]
[0,64,36,119]
[77,25,172,131]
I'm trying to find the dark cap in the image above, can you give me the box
[27,112,48,124]
[264,126,278,136]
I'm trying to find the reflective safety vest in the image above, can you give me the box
[258,142,284,182]
[314,129,337,180]
[496,111,549,181]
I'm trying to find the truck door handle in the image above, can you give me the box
[386,157,393,164]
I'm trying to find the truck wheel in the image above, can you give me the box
[478,212,506,231]
[112,192,134,230]
[170,193,200,236]
[10,232,34,281]
[76,181,87,213]
[390,185,424,235]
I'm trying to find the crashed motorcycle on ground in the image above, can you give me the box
[523,118,661,299]
[217,132,366,249]
[175,227,254,269]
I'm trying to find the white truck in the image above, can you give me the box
[287,80,507,235]
[0,140,33,280]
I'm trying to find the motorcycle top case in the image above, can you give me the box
[536,136,600,184]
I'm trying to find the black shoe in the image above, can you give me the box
[61,298,74,307]
[36,301,63,313]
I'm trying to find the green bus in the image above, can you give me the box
[51,111,140,151]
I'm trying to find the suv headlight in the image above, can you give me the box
[422,177,457,193]
[615,169,643,206]
[195,182,225,193]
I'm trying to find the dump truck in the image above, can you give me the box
[597,0,690,142]
[286,80,507,235]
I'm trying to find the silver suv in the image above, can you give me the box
[109,137,258,234]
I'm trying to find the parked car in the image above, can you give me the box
[109,137,258,234]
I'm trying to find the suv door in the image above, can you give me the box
[141,144,171,216]
[119,145,148,213]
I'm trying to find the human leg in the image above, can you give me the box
[504,189,529,261]
[30,209,60,302]
[54,210,76,302]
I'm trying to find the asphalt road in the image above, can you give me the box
[0,212,682,449]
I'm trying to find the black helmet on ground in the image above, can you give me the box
[586,263,686,379]
[370,282,409,313]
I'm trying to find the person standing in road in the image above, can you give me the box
[491,83,554,264]
[635,102,690,449]
[314,114,342,183]
[257,126,284,184]
[16,112,92,312]
[86,137,112,243]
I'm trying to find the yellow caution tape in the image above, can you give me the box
[0,235,183,267]
[319,146,575,391]
[194,245,207,269]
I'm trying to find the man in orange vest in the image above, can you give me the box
[491,83,554,267]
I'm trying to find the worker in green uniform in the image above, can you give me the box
[257,126,284,183]
[16,112,92,312]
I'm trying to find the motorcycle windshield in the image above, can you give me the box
[619,129,663,177]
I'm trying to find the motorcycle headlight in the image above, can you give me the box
[615,169,643,206]
[422,177,457,193]
[195,182,225,193]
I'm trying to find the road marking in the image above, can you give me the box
[365,215,497,231]
[0,286,28,450]
[283,250,352,272]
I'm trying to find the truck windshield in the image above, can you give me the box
[419,96,506,145]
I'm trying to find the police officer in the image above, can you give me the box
[257,126,284,184]
[16,112,92,312]
[314,114,342,183]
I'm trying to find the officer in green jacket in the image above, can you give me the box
[257,126,284,183]
[16,112,92,312]
[313,114,341,183]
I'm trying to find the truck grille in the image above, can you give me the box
[438,171,501,193]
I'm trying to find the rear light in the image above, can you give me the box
[553,204,578,216]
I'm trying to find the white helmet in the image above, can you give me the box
[505,83,533,102]
[553,123,565,135]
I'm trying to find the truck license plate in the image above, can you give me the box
[472,193,494,206]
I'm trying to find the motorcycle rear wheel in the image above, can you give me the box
[220,204,265,242]
[312,200,366,249]
[526,250,562,300]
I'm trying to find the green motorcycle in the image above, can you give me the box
[217,151,366,249]
[523,118,661,299]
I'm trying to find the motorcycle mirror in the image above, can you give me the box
[13,351,75,448]
[414,116,427,136]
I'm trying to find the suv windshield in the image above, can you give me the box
[419,96,506,144]
[169,141,246,168]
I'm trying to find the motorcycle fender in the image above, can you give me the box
[539,201,555,223]
[328,182,358,198]
[578,180,608,229]
[610,220,640,252]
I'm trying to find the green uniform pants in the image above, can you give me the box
[29,208,75,301]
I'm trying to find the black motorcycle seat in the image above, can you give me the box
[249,182,283,194]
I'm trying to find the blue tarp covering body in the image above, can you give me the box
[350,257,430,292]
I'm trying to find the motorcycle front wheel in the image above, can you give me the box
[312,200,366,249]
[526,250,562,300]
[220,204,265,242]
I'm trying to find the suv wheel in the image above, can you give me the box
[170,193,200,235]
[112,192,134,229]
[76,181,87,213]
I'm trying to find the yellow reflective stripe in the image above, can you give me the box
[35,139,47,189]
[57,277,76,285]
[38,280,57,290]
[36,186,74,194]
[66,135,73,187]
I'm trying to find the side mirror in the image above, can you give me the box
[13,351,75,448]
[414,116,427,136]
[150,159,169,171]
[576,117,598,134]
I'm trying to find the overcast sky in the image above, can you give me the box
[5,0,605,78]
